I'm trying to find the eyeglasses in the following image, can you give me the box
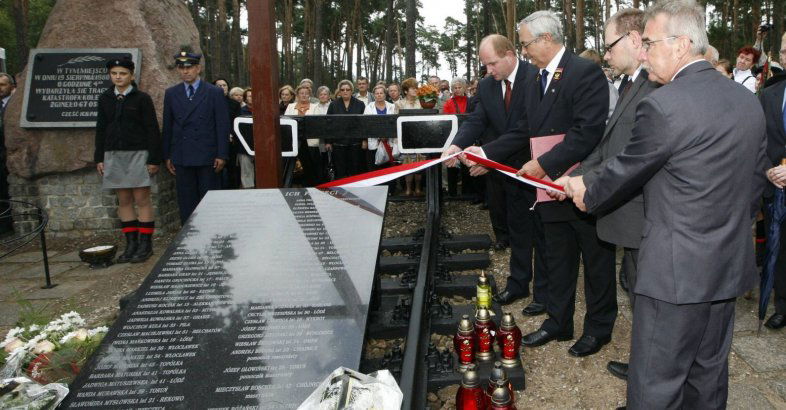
[521,35,543,49]
[604,32,629,53]
[339,88,352,92]
[642,36,679,52]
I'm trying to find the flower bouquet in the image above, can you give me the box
[417,84,439,109]
[0,312,108,384]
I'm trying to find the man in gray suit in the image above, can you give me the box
[560,7,658,381]
[561,1,768,407]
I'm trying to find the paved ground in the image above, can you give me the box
[1,201,785,409]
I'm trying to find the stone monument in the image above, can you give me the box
[4,0,201,237]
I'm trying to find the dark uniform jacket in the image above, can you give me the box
[94,86,161,164]
[482,50,609,222]
[162,81,230,166]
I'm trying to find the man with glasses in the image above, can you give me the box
[565,7,659,381]
[561,1,767,407]
[759,31,786,332]
[468,10,615,358]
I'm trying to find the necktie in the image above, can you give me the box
[620,78,633,100]
[540,69,549,98]
[618,75,629,92]
[187,84,195,100]
[504,79,512,112]
[782,99,786,136]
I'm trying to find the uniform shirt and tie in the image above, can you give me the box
[538,46,566,97]
[184,79,201,100]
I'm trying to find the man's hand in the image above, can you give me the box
[547,175,569,201]
[462,146,485,167]
[361,140,368,150]
[441,144,462,167]
[564,176,587,212]
[147,164,159,175]
[96,162,104,176]
[768,165,786,188]
[469,165,490,176]
[517,159,546,179]
[214,158,226,173]
[166,159,176,176]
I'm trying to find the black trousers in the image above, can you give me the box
[768,202,786,315]
[331,144,365,179]
[174,164,222,225]
[628,295,735,409]
[486,172,509,244]
[503,179,548,304]
[540,217,617,337]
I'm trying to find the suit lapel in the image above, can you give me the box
[774,82,786,140]
[490,78,505,127]
[604,72,647,137]
[505,60,528,127]
[182,82,209,120]
[530,51,571,133]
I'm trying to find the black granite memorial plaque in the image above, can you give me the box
[62,187,388,409]
[20,48,140,128]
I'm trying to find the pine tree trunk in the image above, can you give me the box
[283,0,294,85]
[633,0,640,8]
[384,0,394,82]
[482,0,491,37]
[752,0,762,44]
[217,0,229,78]
[563,0,574,51]
[465,0,473,81]
[356,17,363,79]
[505,0,516,44]
[576,0,585,51]
[732,0,739,44]
[231,0,243,86]
[605,0,610,20]
[405,0,417,78]
[773,0,784,58]
[11,0,29,68]
[314,0,325,87]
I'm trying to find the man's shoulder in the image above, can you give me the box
[761,78,786,99]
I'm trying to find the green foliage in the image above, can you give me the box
[0,0,56,75]
[13,296,52,329]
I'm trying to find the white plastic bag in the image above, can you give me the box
[297,367,403,410]
[0,377,69,409]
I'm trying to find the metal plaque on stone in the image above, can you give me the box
[62,187,388,409]
[20,48,141,128]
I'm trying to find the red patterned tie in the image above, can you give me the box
[504,80,512,112]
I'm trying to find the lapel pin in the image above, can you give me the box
[553,68,563,82]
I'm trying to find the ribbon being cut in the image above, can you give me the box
[317,151,565,195]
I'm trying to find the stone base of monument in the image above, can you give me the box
[379,252,489,274]
[381,234,491,253]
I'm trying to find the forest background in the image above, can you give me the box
[1,0,783,89]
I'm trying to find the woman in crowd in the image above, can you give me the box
[279,85,295,115]
[94,57,160,264]
[395,77,423,195]
[213,78,241,189]
[237,88,255,188]
[387,83,401,104]
[326,80,366,179]
[229,87,245,106]
[309,86,333,183]
[441,77,477,200]
[365,84,399,194]
[285,85,319,186]
[715,59,733,78]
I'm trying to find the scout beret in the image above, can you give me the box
[106,57,135,72]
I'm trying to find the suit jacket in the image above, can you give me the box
[584,60,768,304]
[576,71,659,248]
[760,79,786,198]
[483,50,609,222]
[162,81,230,166]
[452,60,535,169]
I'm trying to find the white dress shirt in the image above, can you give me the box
[541,46,567,91]
[733,68,757,93]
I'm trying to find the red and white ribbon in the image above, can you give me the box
[317,151,565,194]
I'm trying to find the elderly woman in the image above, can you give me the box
[94,58,160,263]
[365,84,399,166]
[395,77,421,111]
[279,85,295,115]
[326,80,366,179]
[285,85,320,186]
[394,77,423,195]
[387,83,402,104]
[229,87,245,106]
[441,77,468,114]
[308,85,333,183]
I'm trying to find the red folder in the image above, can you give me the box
[530,134,578,202]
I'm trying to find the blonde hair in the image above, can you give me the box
[334,79,354,98]
[279,85,295,101]
[295,84,312,95]
[479,34,516,58]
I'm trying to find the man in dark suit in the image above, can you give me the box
[759,31,786,331]
[442,34,548,315]
[564,2,768,407]
[569,7,658,378]
[0,73,14,236]
[468,10,615,357]
[162,52,230,224]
